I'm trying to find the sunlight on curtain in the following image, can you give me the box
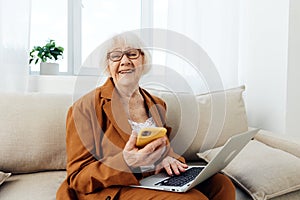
[0,0,31,92]
[152,0,240,93]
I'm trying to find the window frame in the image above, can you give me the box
[30,0,152,76]
[67,0,79,75]
[72,0,153,76]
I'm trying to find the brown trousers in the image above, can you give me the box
[116,173,235,200]
[57,173,235,200]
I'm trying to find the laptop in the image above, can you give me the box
[130,129,259,192]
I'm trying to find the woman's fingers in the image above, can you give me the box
[123,131,139,167]
[124,133,175,168]
[157,156,188,176]
[124,131,138,151]
[170,159,188,175]
[170,160,180,175]
[177,162,188,172]
[164,163,173,175]
[141,137,167,154]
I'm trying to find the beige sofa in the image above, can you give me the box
[0,86,300,200]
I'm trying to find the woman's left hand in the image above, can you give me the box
[155,156,188,176]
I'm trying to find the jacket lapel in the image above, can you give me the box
[101,78,166,144]
[101,78,132,143]
[140,89,165,127]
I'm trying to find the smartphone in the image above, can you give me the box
[136,127,167,148]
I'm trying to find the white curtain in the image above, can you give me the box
[0,0,31,92]
[165,0,240,93]
[151,0,241,151]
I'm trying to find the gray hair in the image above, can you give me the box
[98,31,152,75]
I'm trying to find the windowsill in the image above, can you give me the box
[28,73,107,94]
[29,71,73,76]
[28,75,77,93]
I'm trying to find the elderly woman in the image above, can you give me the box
[57,32,235,200]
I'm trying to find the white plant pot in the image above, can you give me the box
[40,63,59,75]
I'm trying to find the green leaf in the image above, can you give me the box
[57,47,64,51]
[29,39,64,63]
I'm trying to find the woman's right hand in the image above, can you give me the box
[123,131,168,168]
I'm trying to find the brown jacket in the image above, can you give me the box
[57,78,184,200]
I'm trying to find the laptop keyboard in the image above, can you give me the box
[156,167,204,187]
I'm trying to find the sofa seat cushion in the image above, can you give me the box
[0,171,66,200]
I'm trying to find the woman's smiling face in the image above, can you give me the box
[107,44,144,87]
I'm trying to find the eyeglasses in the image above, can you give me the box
[107,48,144,62]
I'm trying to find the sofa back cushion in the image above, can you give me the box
[147,86,248,160]
[0,93,72,173]
[0,86,248,172]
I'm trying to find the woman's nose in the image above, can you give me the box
[120,54,132,66]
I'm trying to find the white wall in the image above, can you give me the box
[238,0,290,134]
[286,0,300,136]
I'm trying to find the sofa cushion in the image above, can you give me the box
[148,86,248,160]
[254,129,300,158]
[270,190,300,200]
[0,171,11,186]
[197,139,300,200]
[0,93,72,173]
[0,171,66,200]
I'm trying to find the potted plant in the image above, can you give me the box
[29,39,64,75]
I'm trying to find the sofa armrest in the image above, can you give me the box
[254,129,300,158]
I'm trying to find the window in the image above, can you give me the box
[29,0,68,74]
[30,0,142,75]
[81,0,141,67]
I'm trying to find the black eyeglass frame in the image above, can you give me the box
[107,48,144,62]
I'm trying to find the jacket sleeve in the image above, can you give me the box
[65,105,139,194]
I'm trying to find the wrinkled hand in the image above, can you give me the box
[123,131,168,168]
[155,156,188,176]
